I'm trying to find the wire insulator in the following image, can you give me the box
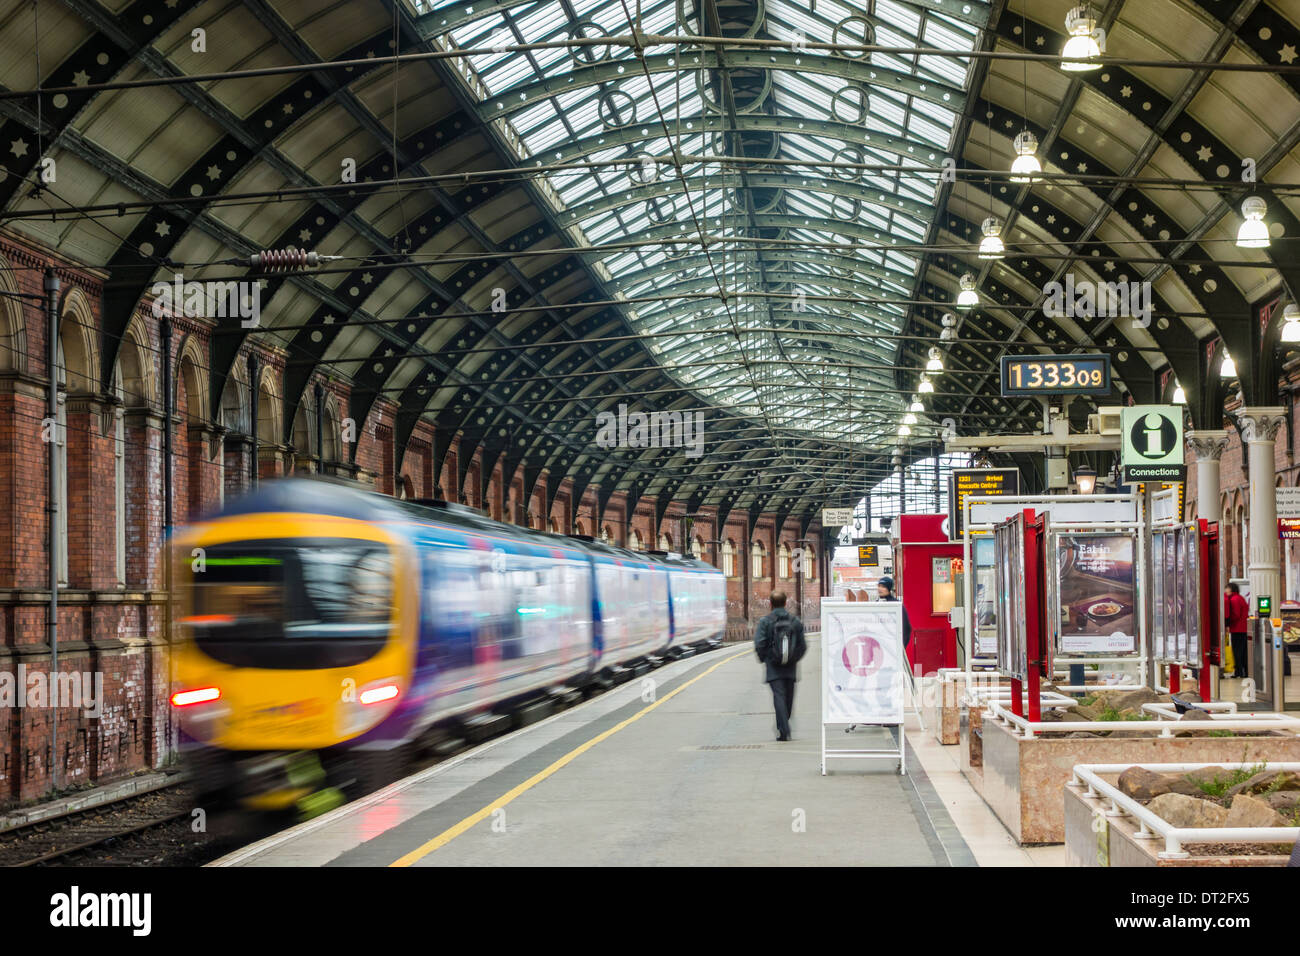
[247,247,323,271]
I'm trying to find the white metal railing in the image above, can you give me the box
[986,698,1300,740]
[1069,762,1300,859]
[1142,701,1238,718]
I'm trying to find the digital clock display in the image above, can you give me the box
[1000,354,1111,396]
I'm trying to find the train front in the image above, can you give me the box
[169,480,418,817]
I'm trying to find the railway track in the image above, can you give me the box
[0,784,207,867]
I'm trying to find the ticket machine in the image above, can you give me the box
[891,514,962,675]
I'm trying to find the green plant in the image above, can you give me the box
[1207,729,1235,737]
[1095,702,1153,722]
[1189,760,1269,798]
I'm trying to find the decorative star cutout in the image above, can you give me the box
[282,103,294,115]
[205,165,221,181]
[1077,162,1088,173]
[1104,260,1116,272]
[1106,337,1117,347]
[72,71,90,87]
[1046,214,1056,223]
[1187,263,1202,275]
[1142,213,1156,228]
[1196,145,1212,162]
[1120,85,1132,97]
[323,314,336,324]
[1035,34,1045,47]
[155,221,170,237]
[298,229,312,243]
[10,138,27,158]
[1280,44,1297,64]
[362,272,374,284]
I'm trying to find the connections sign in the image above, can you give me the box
[1120,405,1185,483]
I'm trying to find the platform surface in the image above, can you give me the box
[214,640,976,867]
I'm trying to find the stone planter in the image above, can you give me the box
[1064,779,1296,867]
[981,718,1300,845]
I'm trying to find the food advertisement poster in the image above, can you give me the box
[974,536,997,656]
[1054,533,1138,655]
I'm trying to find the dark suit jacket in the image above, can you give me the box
[754,609,807,682]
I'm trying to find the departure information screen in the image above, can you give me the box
[1000,354,1110,396]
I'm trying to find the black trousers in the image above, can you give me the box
[1230,632,1248,677]
[770,678,795,740]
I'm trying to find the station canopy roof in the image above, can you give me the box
[3,0,1300,521]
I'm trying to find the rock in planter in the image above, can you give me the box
[1119,767,1173,801]
[1224,770,1300,799]
[1224,793,1287,828]
[1146,792,1230,828]
[1095,686,1162,713]
[1263,791,1300,813]
[1179,707,1214,721]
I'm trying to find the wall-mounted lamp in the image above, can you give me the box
[1074,466,1097,495]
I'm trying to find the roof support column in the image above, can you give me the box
[1235,409,1287,616]
[1187,430,1230,526]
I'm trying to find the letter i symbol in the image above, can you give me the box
[1143,414,1162,455]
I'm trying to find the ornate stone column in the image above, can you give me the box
[1186,430,1229,525]
[1235,408,1287,611]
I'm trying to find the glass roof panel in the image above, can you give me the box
[424,0,980,446]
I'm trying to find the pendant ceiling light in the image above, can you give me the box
[978,217,1005,259]
[1282,304,1300,343]
[939,312,958,343]
[903,412,918,426]
[956,273,979,309]
[1060,6,1103,72]
[926,347,944,372]
[1172,382,1186,404]
[897,423,912,437]
[1010,130,1042,183]
[908,395,924,412]
[1220,351,1236,379]
[1236,196,1271,248]
[918,377,935,394]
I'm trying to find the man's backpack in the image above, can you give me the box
[771,617,796,666]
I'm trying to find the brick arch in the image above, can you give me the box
[58,287,99,394]
[0,253,26,372]
[116,314,154,408]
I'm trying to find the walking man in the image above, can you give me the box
[754,591,807,741]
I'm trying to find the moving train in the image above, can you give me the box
[170,478,726,814]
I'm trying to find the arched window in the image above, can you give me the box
[751,541,766,579]
[778,542,791,579]
[574,519,586,536]
[722,539,736,577]
[0,254,26,372]
[55,293,99,587]
[631,529,644,551]
[804,545,816,581]
[321,397,340,463]
[600,524,613,544]
[692,536,704,560]
[658,532,672,552]
[548,517,559,533]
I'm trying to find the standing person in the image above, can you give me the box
[876,576,912,648]
[1224,583,1250,679]
[753,591,807,741]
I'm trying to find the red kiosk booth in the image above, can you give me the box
[891,514,962,675]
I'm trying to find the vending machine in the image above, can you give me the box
[891,514,963,675]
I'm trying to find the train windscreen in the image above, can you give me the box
[182,541,394,668]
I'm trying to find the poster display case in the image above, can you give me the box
[1150,524,1203,664]
[1049,532,1139,656]
[994,512,1028,681]
[973,536,997,657]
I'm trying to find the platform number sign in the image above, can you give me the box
[1120,405,1186,483]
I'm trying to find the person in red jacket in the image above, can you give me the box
[1224,583,1250,679]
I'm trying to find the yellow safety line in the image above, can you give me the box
[389,648,748,866]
